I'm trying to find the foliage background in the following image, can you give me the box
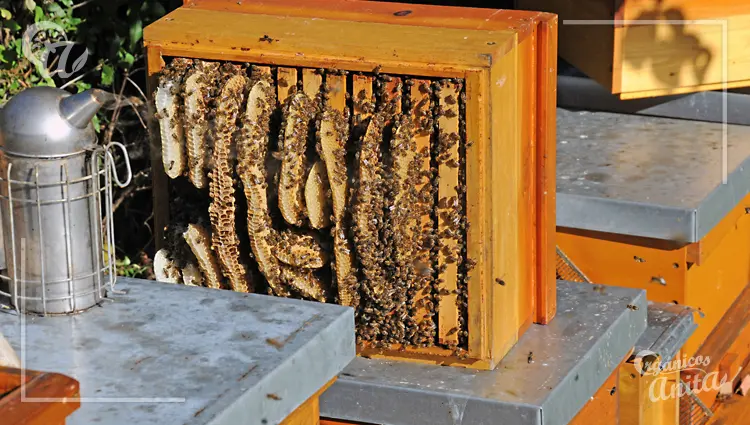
[1,0,181,276]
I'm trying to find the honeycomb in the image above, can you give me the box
[155,60,472,352]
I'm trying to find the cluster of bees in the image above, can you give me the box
[154,58,472,353]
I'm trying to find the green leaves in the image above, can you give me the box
[101,63,114,86]
[128,19,142,52]
[0,0,179,104]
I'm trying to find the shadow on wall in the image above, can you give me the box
[621,2,713,89]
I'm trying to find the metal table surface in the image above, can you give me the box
[0,277,355,425]
[635,302,697,364]
[557,108,750,242]
[321,280,648,425]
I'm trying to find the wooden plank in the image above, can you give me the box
[408,79,436,344]
[619,361,680,425]
[186,0,548,39]
[464,71,490,359]
[436,80,460,347]
[352,74,373,124]
[0,372,80,425]
[326,73,347,111]
[279,394,319,425]
[302,68,322,100]
[277,67,298,101]
[490,44,521,360]
[707,389,750,425]
[357,344,492,369]
[535,15,558,324]
[144,9,515,75]
[279,378,335,425]
[692,282,750,374]
[381,77,402,117]
[517,29,538,332]
[146,46,170,251]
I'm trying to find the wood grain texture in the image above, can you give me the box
[302,69,322,100]
[409,79,436,344]
[185,0,548,39]
[278,67,298,102]
[0,368,80,425]
[535,14,558,324]
[464,71,490,359]
[145,2,557,369]
[326,74,347,112]
[279,378,336,425]
[436,81,460,347]
[489,43,522,361]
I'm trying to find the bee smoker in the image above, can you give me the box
[0,87,131,314]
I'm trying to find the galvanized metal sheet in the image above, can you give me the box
[0,277,355,425]
[557,108,750,242]
[321,280,647,425]
[636,302,697,364]
[558,76,750,126]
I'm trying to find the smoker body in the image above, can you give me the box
[0,87,123,315]
[0,152,106,314]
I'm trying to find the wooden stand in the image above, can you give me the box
[282,379,337,425]
[0,366,80,425]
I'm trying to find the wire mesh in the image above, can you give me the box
[555,246,591,283]
[679,379,713,425]
[0,143,130,315]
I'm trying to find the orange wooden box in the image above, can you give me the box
[0,366,80,425]
[145,0,557,369]
[518,0,750,99]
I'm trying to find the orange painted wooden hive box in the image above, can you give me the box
[518,0,750,99]
[0,366,80,425]
[143,0,558,370]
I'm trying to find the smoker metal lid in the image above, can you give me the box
[0,87,97,157]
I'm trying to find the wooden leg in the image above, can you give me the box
[281,396,320,425]
[619,362,680,425]
[280,378,337,425]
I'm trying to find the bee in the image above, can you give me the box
[527,351,534,364]
[627,304,639,311]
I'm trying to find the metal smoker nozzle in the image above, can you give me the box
[59,89,117,129]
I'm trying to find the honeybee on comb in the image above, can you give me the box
[155,61,473,351]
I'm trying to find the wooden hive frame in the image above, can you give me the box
[144,0,557,369]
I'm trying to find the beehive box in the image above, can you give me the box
[519,0,750,99]
[144,0,557,369]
